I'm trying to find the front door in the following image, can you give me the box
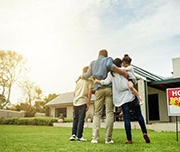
[148,94,160,121]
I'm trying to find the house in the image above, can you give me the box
[45,92,95,121]
[46,57,180,124]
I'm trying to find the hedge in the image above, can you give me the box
[0,117,58,126]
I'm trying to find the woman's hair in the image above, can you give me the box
[122,54,132,64]
[111,58,122,77]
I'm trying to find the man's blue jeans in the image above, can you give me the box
[72,104,87,139]
[122,97,147,141]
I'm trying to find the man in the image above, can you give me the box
[82,49,127,144]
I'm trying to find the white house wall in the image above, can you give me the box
[137,79,147,121]
[148,87,169,122]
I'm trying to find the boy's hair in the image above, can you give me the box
[83,66,89,73]
[122,54,132,64]
[99,49,108,57]
[111,58,122,77]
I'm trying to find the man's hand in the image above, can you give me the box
[86,102,90,111]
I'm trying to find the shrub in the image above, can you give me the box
[64,118,73,122]
[0,117,58,126]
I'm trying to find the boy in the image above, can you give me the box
[69,66,93,142]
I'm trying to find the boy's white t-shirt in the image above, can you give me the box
[73,79,92,106]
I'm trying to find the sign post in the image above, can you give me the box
[167,87,180,142]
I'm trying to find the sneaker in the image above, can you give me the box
[69,134,76,141]
[91,139,98,144]
[143,134,150,143]
[77,137,87,142]
[105,140,114,144]
[125,140,132,144]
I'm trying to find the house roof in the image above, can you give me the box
[133,65,180,91]
[148,77,180,91]
[45,92,96,107]
[45,92,74,106]
[133,65,164,81]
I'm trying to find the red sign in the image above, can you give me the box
[167,88,180,116]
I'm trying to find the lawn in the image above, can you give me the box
[0,125,179,152]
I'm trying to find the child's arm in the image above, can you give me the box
[86,80,93,111]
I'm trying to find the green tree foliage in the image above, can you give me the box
[43,93,58,116]
[17,80,43,117]
[0,50,26,109]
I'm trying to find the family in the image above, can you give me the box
[69,49,150,144]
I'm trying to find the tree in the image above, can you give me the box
[43,93,58,116]
[18,80,43,117]
[0,50,26,108]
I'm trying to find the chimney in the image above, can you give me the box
[172,57,180,78]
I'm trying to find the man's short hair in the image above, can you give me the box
[99,49,108,57]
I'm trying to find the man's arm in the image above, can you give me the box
[113,66,128,78]
[86,87,92,111]
[106,57,128,78]
[82,62,93,78]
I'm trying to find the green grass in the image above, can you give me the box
[0,125,179,152]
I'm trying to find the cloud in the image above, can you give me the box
[0,0,180,101]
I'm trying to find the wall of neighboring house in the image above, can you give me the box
[148,87,169,122]
[0,109,25,118]
[49,103,94,121]
[67,106,73,118]
[49,107,55,117]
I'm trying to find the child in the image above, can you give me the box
[69,66,93,142]
[122,54,143,105]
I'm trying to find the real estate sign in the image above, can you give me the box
[167,87,180,116]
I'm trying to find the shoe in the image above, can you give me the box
[91,139,98,144]
[77,137,87,142]
[69,134,76,141]
[125,140,132,144]
[105,140,114,144]
[143,134,150,143]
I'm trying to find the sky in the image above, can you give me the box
[0,0,180,104]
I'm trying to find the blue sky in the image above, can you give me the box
[0,0,180,103]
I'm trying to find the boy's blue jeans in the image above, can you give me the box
[72,104,87,139]
[122,97,147,141]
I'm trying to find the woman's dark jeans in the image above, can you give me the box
[72,104,87,139]
[122,97,147,141]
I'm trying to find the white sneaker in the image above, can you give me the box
[91,139,98,144]
[69,134,76,141]
[77,137,87,142]
[105,140,114,144]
